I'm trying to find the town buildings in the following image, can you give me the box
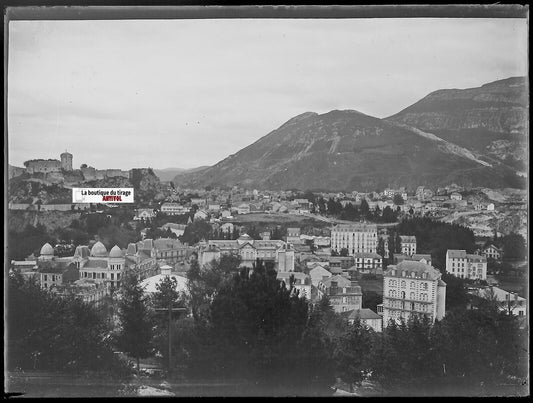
[382,260,446,325]
[481,244,503,261]
[399,235,417,256]
[198,234,295,271]
[330,223,378,255]
[467,286,526,317]
[317,275,363,313]
[445,250,487,280]
[350,252,383,274]
[160,202,190,215]
[341,308,383,332]
[276,271,311,300]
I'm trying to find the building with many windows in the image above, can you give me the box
[317,275,363,313]
[330,223,378,255]
[445,250,487,280]
[399,235,417,256]
[382,260,446,325]
[198,234,295,271]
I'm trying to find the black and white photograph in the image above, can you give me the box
[4,5,529,397]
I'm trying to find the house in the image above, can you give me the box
[317,275,362,313]
[134,208,156,221]
[382,260,446,325]
[286,227,302,244]
[153,238,194,263]
[194,209,208,221]
[349,252,383,274]
[481,244,503,261]
[340,308,383,332]
[399,235,417,256]
[161,202,190,215]
[140,264,189,296]
[450,192,462,201]
[220,222,235,234]
[486,203,495,211]
[52,279,108,307]
[237,203,251,214]
[208,203,221,212]
[276,272,312,300]
[160,223,187,237]
[446,250,487,280]
[220,209,232,218]
[309,266,332,288]
[190,198,206,207]
[329,256,355,272]
[467,286,526,317]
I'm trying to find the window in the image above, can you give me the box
[44,275,48,281]
[401,281,406,288]
[410,281,415,289]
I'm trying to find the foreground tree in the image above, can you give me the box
[116,273,154,371]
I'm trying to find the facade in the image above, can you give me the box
[160,223,187,237]
[467,286,527,317]
[399,235,417,256]
[134,208,156,221]
[350,252,383,273]
[341,308,383,332]
[309,266,332,287]
[237,203,251,214]
[24,159,62,174]
[330,223,378,255]
[153,238,194,263]
[198,234,295,271]
[317,275,363,313]
[161,203,190,215]
[482,244,502,261]
[450,192,462,201]
[276,272,311,300]
[286,227,302,244]
[446,250,487,280]
[382,260,446,325]
[194,209,208,221]
[53,279,108,307]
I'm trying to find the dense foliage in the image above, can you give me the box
[316,197,399,223]
[396,217,476,270]
[6,272,130,377]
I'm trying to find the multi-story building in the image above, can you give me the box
[399,235,417,256]
[53,279,108,307]
[198,234,295,271]
[341,308,383,332]
[161,202,190,215]
[445,250,487,280]
[276,272,311,300]
[481,244,503,261]
[134,208,156,221]
[286,227,302,244]
[317,275,363,313]
[382,260,446,325]
[351,252,383,273]
[330,223,378,255]
[153,238,194,264]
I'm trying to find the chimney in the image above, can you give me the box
[160,264,172,276]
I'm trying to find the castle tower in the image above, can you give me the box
[60,150,73,171]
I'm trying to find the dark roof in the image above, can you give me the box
[341,308,382,321]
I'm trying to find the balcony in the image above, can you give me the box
[384,295,433,304]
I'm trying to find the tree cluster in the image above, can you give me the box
[316,197,398,223]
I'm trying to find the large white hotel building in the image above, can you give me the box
[382,260,446,325]
[330,223,378,256]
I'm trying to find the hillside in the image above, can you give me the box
[387,77,528,173]
[173,108,521,192]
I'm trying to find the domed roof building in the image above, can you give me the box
[90,241,108,257]
[109,245,124,259]
[40,243,54,256]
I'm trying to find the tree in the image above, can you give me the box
[117,273,154,371]
[377,237,386,260]
[334,319,374,391]
[499,233,526,260]
[339,247,349,257]
[393,193,404,206]
[441,273,468,311]
[360,199,370,218]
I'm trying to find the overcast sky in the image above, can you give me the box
[8,18,528,170]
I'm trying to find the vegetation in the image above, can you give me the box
[316,197,399,223]
[116,273,154,371]
[396,217,476,270]
[6,272,131,377]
